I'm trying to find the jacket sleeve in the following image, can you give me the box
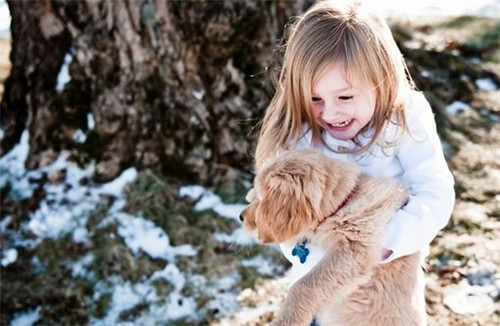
[381,93,455,263]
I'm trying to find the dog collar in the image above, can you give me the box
[327,183,358,218]
[290,184,357,265]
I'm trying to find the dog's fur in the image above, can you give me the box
[241,148,426,326]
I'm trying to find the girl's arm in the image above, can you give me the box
[381,92,455,262]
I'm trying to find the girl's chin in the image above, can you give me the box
[325,132,354,141]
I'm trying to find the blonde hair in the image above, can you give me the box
[255,0,415,168]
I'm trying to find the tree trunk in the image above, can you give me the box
[1,0,304,183]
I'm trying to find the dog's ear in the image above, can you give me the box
[254,171,319,243]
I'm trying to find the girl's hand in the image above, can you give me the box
[381,248,393,260]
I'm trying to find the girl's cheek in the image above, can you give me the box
[312,105,322,121]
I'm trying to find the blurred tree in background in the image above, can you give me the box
[1,0,304,183]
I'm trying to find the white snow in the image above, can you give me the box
[96,280,157,325]
[56,52,73,92]
[72,129,87,143]
[192,88,205,101]
[23,155,137,242]
[445,101,470,116]
[1,248,18,267]
[460,75,471,82]
[0,123,273,326]
[214,202,246,221]
[1,215,12,231]
[28,203,77,239]
[179,185,246,221]
[9,307,41,326]
[214,228,256,246]
[70,253,95,278]
[115,212,197,260]
[90,264,201,326]
[0,130,32,196]
[87,113,96,130]
[99,168,138,198]
[242,255,284,276]
[151,263,186,287]
[475,78,498,91]
[194,192,222,210]
[443,279,497,315]
[178,185,206,200]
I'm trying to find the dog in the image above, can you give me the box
[240,148,426,326]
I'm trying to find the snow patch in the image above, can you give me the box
[214,228,256,246]
[1,248,18,267]
[87,113,96,130]
[214,202,246,221]
[56,52,73,92]
[242,255,283,276]
[70,253,95,279]
[178,185,206,200]
[443,279,496,315]
[9,307,42,326]
[72,129,87,143]
[26,158,137,242]
[91,266,201,326]
[179,185,245,221]
[445,101,470,116]
[475,78,498,91]
[0,130,32,197]
[115,212,197,260]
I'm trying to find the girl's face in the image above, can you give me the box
[311,63,376,140]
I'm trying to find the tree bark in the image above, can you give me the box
[1,0,304,183]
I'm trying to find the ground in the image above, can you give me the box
[1,13,499,326]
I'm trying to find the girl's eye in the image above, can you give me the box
[312,97,322,102]
[339,96,354,101]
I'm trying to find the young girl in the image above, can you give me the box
[255,0,455,283]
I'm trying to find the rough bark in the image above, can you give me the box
[1,0,304,183]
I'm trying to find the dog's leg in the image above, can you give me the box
[271,240,377,326]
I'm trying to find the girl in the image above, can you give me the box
[255,0,455,283]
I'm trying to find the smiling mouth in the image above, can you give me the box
[330,120,350,127]
[327,119,353,129]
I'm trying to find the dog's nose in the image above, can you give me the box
[239,213,244,222]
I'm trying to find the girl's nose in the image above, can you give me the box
[321,103,339,122]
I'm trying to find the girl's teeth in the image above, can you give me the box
[332,120,349,127]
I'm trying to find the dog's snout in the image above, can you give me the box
[239,213,244,222]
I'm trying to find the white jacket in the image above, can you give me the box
[280,91,455,284]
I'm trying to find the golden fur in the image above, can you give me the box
[241,148,426,326]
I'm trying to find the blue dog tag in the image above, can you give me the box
[309,319,319,326]
[292,241,309,264]
[310,319,319,326]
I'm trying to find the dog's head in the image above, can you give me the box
[240,148,358,244]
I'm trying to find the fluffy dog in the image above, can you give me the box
[241,148,426,326]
